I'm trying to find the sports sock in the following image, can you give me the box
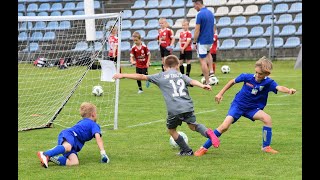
[203,129,221,149]
[195,124,208,137]
[179,65,184,74]
[175,134,192,152]
[50,156,67,166]
[44,145,65,157]
[137,80,142,90]
[262,126,272,148]
[186,64,191,76]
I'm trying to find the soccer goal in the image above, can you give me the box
[18,11,122,131]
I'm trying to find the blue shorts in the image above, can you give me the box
[227,102,261,123]
[57,130,83,158]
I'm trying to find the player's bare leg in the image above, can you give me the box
[206,53,214,75]
[199,58,210,84]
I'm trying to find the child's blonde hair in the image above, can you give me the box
[80,102,97,118]
[109,26,117,33]
[132,31,141,40]
[164,55,180,68]
[159,18,169,27]
[182,19,189,24]
[255,56,273,74]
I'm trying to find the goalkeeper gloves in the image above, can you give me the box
[100,150,110,163]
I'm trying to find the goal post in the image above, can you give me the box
[18,12,122,131]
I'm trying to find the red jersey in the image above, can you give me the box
[130,44,150,69]
[108,35,118,57]
[210,33,218,54]
[179,30,192,51]
[158,28,174,48]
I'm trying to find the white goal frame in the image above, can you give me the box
[18,13,122,131]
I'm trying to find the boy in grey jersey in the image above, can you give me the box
[113,55,220,156]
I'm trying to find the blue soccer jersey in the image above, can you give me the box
[58,118,101,152]
[195,7,214,45]
[232,73,278,109]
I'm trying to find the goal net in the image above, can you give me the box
[18,13,122,131]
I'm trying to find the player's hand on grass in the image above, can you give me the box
[288,88,296,94]
[100,150,110,163]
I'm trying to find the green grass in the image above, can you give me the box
[18,60,302,180]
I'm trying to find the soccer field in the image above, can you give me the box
[18,60,302,179]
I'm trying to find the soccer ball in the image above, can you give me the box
[221,65,230,74]
[200,76,219,86]
[92,85,103,96]
[169,131,188,148]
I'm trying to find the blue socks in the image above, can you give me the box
[201,126,273,150]
[262,126,272,148]
[203,129,221,149]
[44,145,66,157]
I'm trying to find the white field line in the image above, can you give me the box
[127,109,217,128]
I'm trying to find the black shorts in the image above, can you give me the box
[160,46,171,58]
[166,111,197,129]
[136,67,148,75]
[211,53,216,62]
[109,56,117,63]
[179,51,192,61]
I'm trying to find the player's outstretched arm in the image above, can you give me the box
[190,80,212,91]
[276,86,296,95]
[113,73,148,81]
[94,133,110,163]
[215,79,236,104]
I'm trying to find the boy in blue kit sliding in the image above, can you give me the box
[37,102,110,168]
[195,56,297,156]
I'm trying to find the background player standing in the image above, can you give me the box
[158,18,175,72]
[178,19,193,77]
[130,31,151,93]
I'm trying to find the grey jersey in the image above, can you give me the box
[147,69,194,116]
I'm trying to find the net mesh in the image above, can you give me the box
[18,13,121,131]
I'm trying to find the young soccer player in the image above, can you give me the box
[210,26,218,75]
[130,31,151,93]
[37,102,110,168]
[108,26,121,72]
[113,55,220,156]
[158,18,175,72]
[178,19,193,77]
[194,56,297,156]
